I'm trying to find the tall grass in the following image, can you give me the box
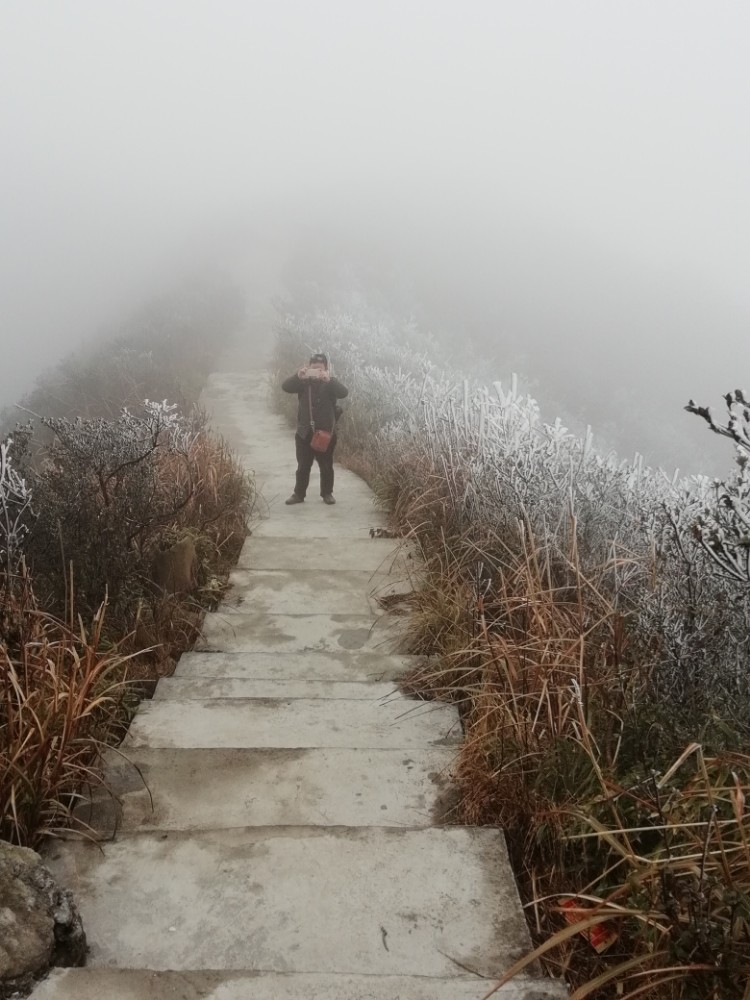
[1,420,253,844]
[271,302,750,997]
[0,573,133,847]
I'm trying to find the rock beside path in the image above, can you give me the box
[0,841,86,996]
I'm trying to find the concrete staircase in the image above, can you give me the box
[33,365,565,998]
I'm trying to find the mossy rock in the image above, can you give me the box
[0,841,86,994]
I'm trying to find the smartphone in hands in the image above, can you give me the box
[299,367,329,382]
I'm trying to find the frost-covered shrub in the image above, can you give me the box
[274,294,750,996]
[274,294,750,1000]
[21,398,253,630]
[26,402,199,619]
[274,302,750,749]
[0,430,34,579]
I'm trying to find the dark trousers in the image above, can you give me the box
[294,433,336,498]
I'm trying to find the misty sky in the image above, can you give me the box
[1,2,749,473]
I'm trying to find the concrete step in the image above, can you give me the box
[153,677,399,700]
[81,746,458,831]
[225,570,415,615]
[253,486,381,513]
[123,696,460,750]
[251,519,385,539]
[44,827,527,977]
[224,569,379,615]
[250,502,385,537]
[196,611,402,654]
[174,650,417,682]
[33,969,566,999]
[237,536,410,573]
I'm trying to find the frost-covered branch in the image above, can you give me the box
[686,389,750,455]
[686,391,750,583]
[29,401,199,611]
[0,435,34,576]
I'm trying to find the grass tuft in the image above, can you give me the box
[0,572,132,847]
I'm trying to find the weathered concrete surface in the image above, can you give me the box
[251,513,385,538]
[32,348,565,999]
[83,746,458,831]
[225,568,420,613]
[123,696,461,750]
[34,969,563,999]
[224,569,379,614]
[174,649,414,682]
[237,536,412,572]
[247,473,387,537]
[45,827,526,977]
[153,676,398,699]
[196,610,402,654]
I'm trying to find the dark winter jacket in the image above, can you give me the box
[281,373,349,440]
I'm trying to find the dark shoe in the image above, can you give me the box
[322,494,336,505]
[285,493,304,505]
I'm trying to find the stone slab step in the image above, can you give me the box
[238,537,410,573]
[174,650,417,682]
[81,746,458,831]
[153,677,399,700]
[123,697,460,750]
[43,827,527,977]
[259,495,385,509]
[33,969,566,999]
[226,570,415,615]
[196,612,401,654]
[253,486,384,512]
[250,508,385,538]
[224,569,378,615]
[251,521,385,540]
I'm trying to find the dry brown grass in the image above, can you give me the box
[1,390,253,851]
[398,520,750,997]
[0,572,136,847]
[0,430,252,848]
[377,446,750,996]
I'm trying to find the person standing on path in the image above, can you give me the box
[282,353,348,505]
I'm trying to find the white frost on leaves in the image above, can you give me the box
[0,437,33,572]
[42,398,195,472]
[1,400,196,573]
[279,301,750,711]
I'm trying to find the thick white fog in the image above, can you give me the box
[1,1,749,474]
